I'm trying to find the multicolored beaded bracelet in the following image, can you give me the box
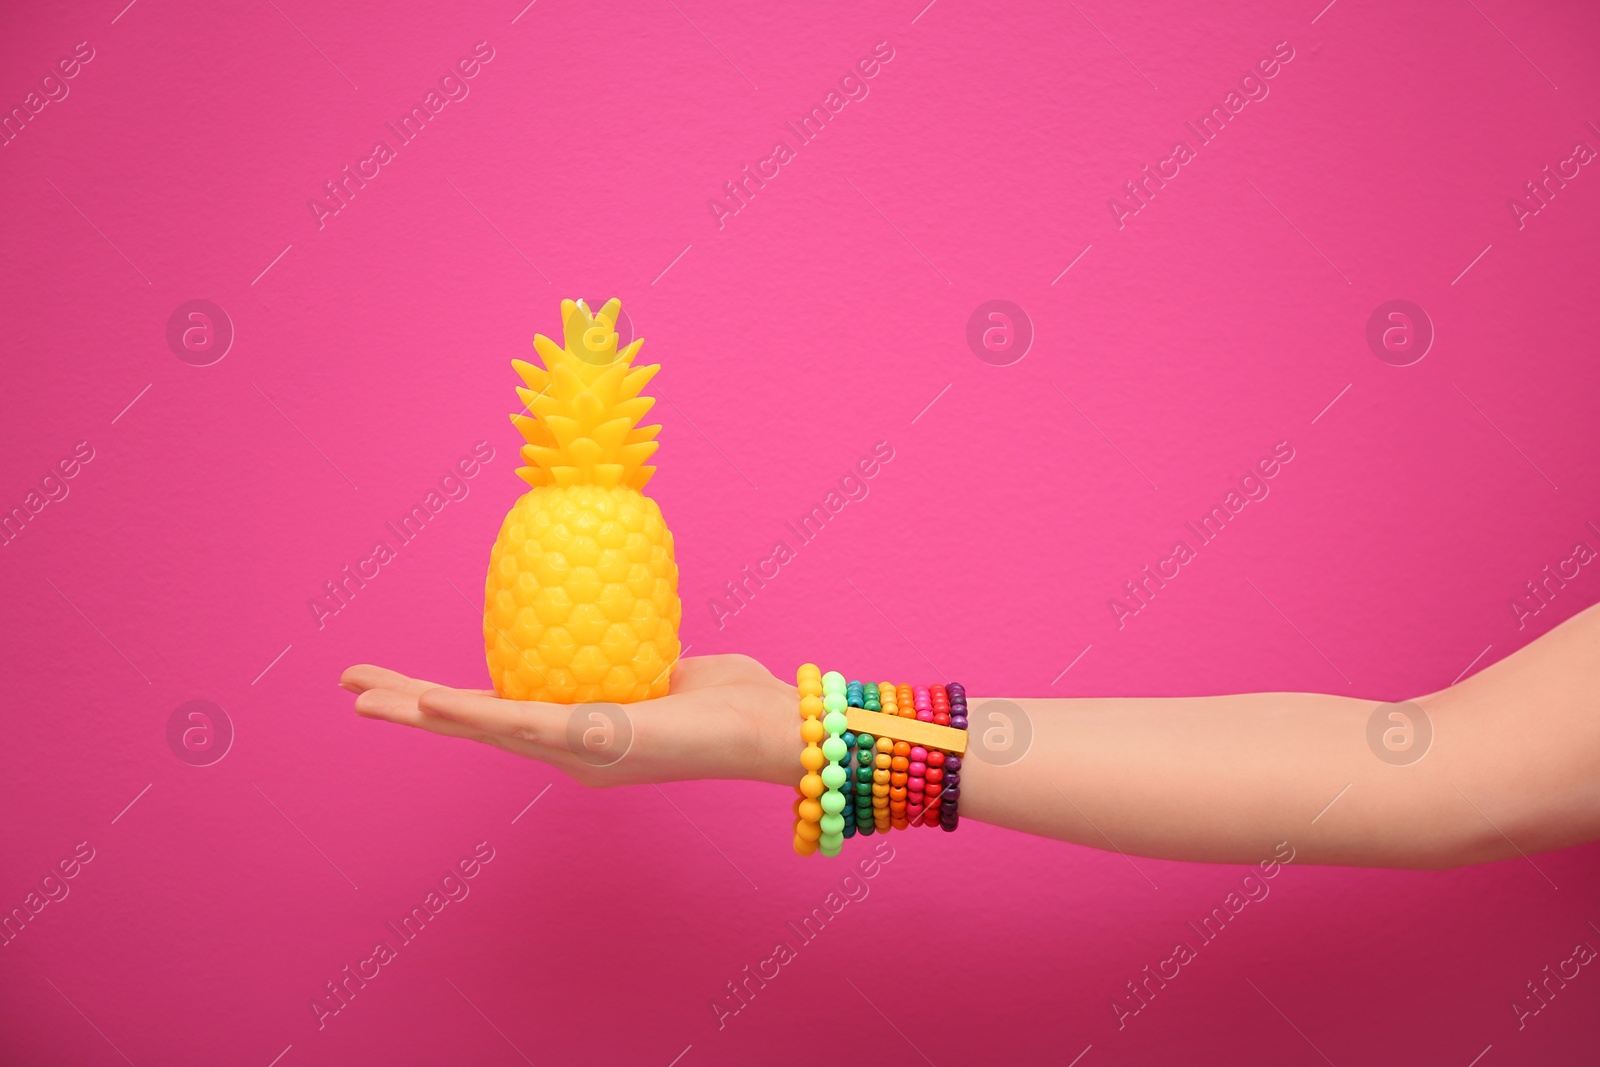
[794,669,971,853]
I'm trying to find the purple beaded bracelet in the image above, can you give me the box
[940,681,967,831]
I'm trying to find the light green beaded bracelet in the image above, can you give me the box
[818,670,850,857]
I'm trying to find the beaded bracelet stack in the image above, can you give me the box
[793,664,970,856]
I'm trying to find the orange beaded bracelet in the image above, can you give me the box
[872,735,892,833]
[793,664,826,856]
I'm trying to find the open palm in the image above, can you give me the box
[340,654,797,788]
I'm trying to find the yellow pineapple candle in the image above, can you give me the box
[483,298,682,703]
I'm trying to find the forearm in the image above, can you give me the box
[957,690,1462,868]
[960,606,1600,868]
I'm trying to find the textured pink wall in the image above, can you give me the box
[3,0,1598,1064]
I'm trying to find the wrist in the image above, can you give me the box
[755,679,801,786]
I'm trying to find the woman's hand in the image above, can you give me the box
[340,654,798,789]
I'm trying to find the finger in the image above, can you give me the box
[355,686,563,760]
[354,687,486,739]
[357,686,603,784]
[341,664,494,698]
[416,686,578,749]
[666,653,762,691]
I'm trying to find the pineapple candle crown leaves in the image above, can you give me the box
[511,298,661,491]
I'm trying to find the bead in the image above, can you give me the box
[891,756,909,772]
[925,767,944,784]
[824,712,849,736]
[855,783,872,797]
[798,798,823,821]
[820,814,844,834]
[822,737,848,762]
[944,755,962,772]
[799,678,822,699]
[926,750,946,768]
[892,741,911,757]
[872,783,889,797]
[801,718,825,743]
[801,746,826,771]
[856,733,874,749]
[821,765,847,791]
[800,695,824,717]
[794,835,819,855]
[800,773,824,798]
[842,823,857,839]
[908,761,926,776]
[924,784,942,799]
[909,746,928,762]
[818,790,845,815]
[876,737,894,754]
[890,772,908,787]
[822,692,846,713]
[855,765,873,782]
[941,786,960,802]
[890,786,907,802]
[796,819,822,841]
[842,730,856,747]
[873,768,889,784]
[821,670,845,689]
[797,663,821,679]
[874,754,891,770]
[950,716,968,730]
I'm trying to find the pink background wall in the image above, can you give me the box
[3,0,1598,1063]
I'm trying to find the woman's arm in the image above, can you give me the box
[341,602,1600,870]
